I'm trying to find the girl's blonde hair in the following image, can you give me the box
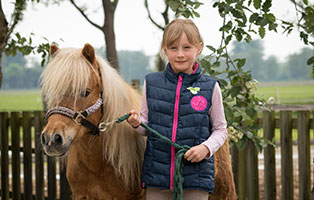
[160,19,204,59]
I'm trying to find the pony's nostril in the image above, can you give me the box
[53,133,63,145]
[41,132,48,145]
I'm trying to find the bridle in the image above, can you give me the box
[45,97,107,135]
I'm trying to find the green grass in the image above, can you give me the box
[256,82,314,104]
[258,128,314,142]
[0,90,43,111]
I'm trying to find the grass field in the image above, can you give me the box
[0,81,313,111]
[0,90,43,111]
[256,82,314,104]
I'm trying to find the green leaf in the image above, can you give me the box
[168,1,180,11]
[253,0,261,9]
[259,26,265,38]
[303,0,308,5]
[235,58,246,68]
[249,13,258,23]
[246,131,253,139]
[206,45,216,52]
[231,8,243,19]
[235,29,243,41]
[262,0,272,12]
[307,56,314,65]
[265,13,276,22]
[193,11,200,18]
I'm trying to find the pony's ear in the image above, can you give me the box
[50,44,59,57]
[82,43,96,64]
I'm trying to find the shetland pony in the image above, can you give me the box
[40,43,236,199]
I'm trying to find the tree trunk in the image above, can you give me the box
[0,1,8,89]
[157,55,165,71]
[103,0,119,71]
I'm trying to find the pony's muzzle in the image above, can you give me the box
[41,131,64,146]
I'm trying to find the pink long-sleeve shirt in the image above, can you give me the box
[136,80,227,157]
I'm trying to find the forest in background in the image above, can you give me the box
[1,39,313,90]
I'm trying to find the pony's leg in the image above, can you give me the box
[209,139,237,200]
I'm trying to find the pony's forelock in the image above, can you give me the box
[40,48,95,108]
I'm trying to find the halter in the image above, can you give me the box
[46,97,106,135]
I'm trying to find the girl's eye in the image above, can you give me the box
[82,89,91,98]
[170,46,177,50]
[184,46,191,49]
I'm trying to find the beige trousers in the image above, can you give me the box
[146,188,209,200]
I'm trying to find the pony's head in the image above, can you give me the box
[40,43,103,156]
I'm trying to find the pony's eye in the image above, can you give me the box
[82,89,91,98]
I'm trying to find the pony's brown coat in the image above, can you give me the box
[41,43,236,200]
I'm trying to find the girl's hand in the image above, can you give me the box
[127,110,141,128]
[184,144,210,163]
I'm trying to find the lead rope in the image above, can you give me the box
[116,113,190,200]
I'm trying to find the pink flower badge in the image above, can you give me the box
[190,95,207,111]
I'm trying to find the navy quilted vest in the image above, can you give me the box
[141,63,216,193]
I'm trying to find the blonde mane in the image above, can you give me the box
[40,47,145,189]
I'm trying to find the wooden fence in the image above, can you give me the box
[0,111,71,200]
[0,108,313,199]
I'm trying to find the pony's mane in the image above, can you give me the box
[97,56,145,189]
[40,47,145,189]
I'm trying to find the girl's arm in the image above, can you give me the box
[134,81,148,136]
[202,82,228,157]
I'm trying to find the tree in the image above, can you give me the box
[231,40,265,81]
[118,50,152,84]
[284,47,313,80]
[68,0,119,71]
[0,0,49,89]
[144,0,169,71]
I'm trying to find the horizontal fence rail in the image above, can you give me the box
[0,108,314,199]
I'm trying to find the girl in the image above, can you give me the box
[127,19,228,200]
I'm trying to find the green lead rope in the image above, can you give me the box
[116,113,190,200]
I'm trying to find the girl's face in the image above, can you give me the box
[165,33,202,74]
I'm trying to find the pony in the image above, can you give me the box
[40,43,236,199]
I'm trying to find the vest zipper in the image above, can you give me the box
[170,75,183,190]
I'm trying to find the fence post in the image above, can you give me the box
[263,110,276,199]
[230,144,239,196]
[247,140,259,200]
[297,111,311,200]
[238,146,248,200]
[280,111,294,200]
[34,111,45,200]
[48,157,57,200]
[60,163,72,199]
[0,112,9,200]
[22,111,33,200]
[11,112,21,200]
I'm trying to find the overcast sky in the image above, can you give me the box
[3,0,311,62]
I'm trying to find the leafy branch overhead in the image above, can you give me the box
[166,0,313,151]
[0,0,51,88]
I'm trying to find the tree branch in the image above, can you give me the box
[4,0,27,46]
[69,0,103,31]
[144,0,165,31]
